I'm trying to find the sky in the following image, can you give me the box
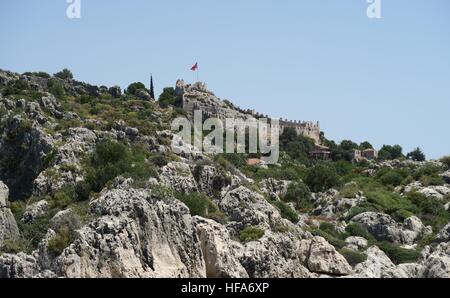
[0,0,449,159]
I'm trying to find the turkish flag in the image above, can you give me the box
[191,62,198,71]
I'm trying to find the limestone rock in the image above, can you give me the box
[305,236,352,276]
[159,162,198,193]
[351,212,428,245]
[22,200,49,223]
[345,236,368,251]
[381,263,424,278]
[420,242,450,278]
[135,89,152,100]
[0,182,20,247]
[193,217,248,278]
[0,181,9,208]
[219,186,281,230]
[108,86,122,98]
[0,253,55,278]
[55,187,206,278]
[0,208,20,247]
[240,231,313,278]
[436,223,450,243]
[440,170,450,184]
[353,246,395,278]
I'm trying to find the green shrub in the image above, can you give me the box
[47,79,66,99]
[0,239,26,254]
[413,163,442,180]
[311,229,346,249]
[239,227,265,243]
[283,182,312,211]
[377,242,421,265]
[440,156,450,169]
[406,148,426,162]
[420,175,444,186]
[158,87,179,108]
[280,127,315,164]
[339,182,359,198]
[345,223,375,241]
[304,163,340,193]
[177,192,225,223]
[75,140,157,200]
[406,192,450,231]
[272,201,299,223]
[391,209,414,222]
[126,82,146,95]
[377,170,405,187]
[54,68,73,80]
[319,222,337,235]
[366,190,418,215]
[47,226,73,256]
[17,216,51,252]
[338,248,367,266]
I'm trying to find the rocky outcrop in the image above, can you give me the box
[219,186,281,231]
[240,232,313,278]
[159,162,198,193]
[345,236,368,251]
[193,217,248,278]
[0,181,19,247]
[303,236,352,276]
[351,212,431,245]
[352,246,395,278]
[312,188,365,217]
[419,242,450,278]
[436,223,450,243]
[21,200,49,223]
[33,127,97,196]
[54,187,206,278]
[259,178,291,198]
[0,114,55,199]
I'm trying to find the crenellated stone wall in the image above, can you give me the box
[177,79,321,144]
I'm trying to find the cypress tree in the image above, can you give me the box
[150,75,155,100]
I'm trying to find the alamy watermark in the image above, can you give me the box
[367,0,382,19]
[171,111,280,165]
[66,0,81,19]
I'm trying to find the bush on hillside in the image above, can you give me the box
[126,82,146,95]
[283,181,312,211]
[304,163,340,193]
[54,68,73,80]
[239,227,265,243]
[272,200,299,223]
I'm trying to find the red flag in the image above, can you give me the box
[190,62,198,71]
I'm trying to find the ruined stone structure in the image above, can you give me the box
[176,80,322,145]
[352,148,379,162]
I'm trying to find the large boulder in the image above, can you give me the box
[352,246,395,278]
[193,217,248,278]
[0,182,20,247]
[0,181,9,208]
[419,242,450,278]
[0,253,55,278]
[159,162,198,193]
[239,232,314,278]
[351,212,429,245]
[436,223,450,243]
[21,200,49,223]
[303,236,352,276]
[54,187,206,278]
[219,186,281,230]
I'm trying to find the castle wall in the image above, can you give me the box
[180,80,322,144]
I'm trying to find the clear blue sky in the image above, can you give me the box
[1,0,449,159]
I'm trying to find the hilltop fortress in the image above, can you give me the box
[175,80,322,144]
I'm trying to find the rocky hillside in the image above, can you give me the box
[0,69,449,278]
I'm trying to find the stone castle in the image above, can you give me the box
[175,80,322,145]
